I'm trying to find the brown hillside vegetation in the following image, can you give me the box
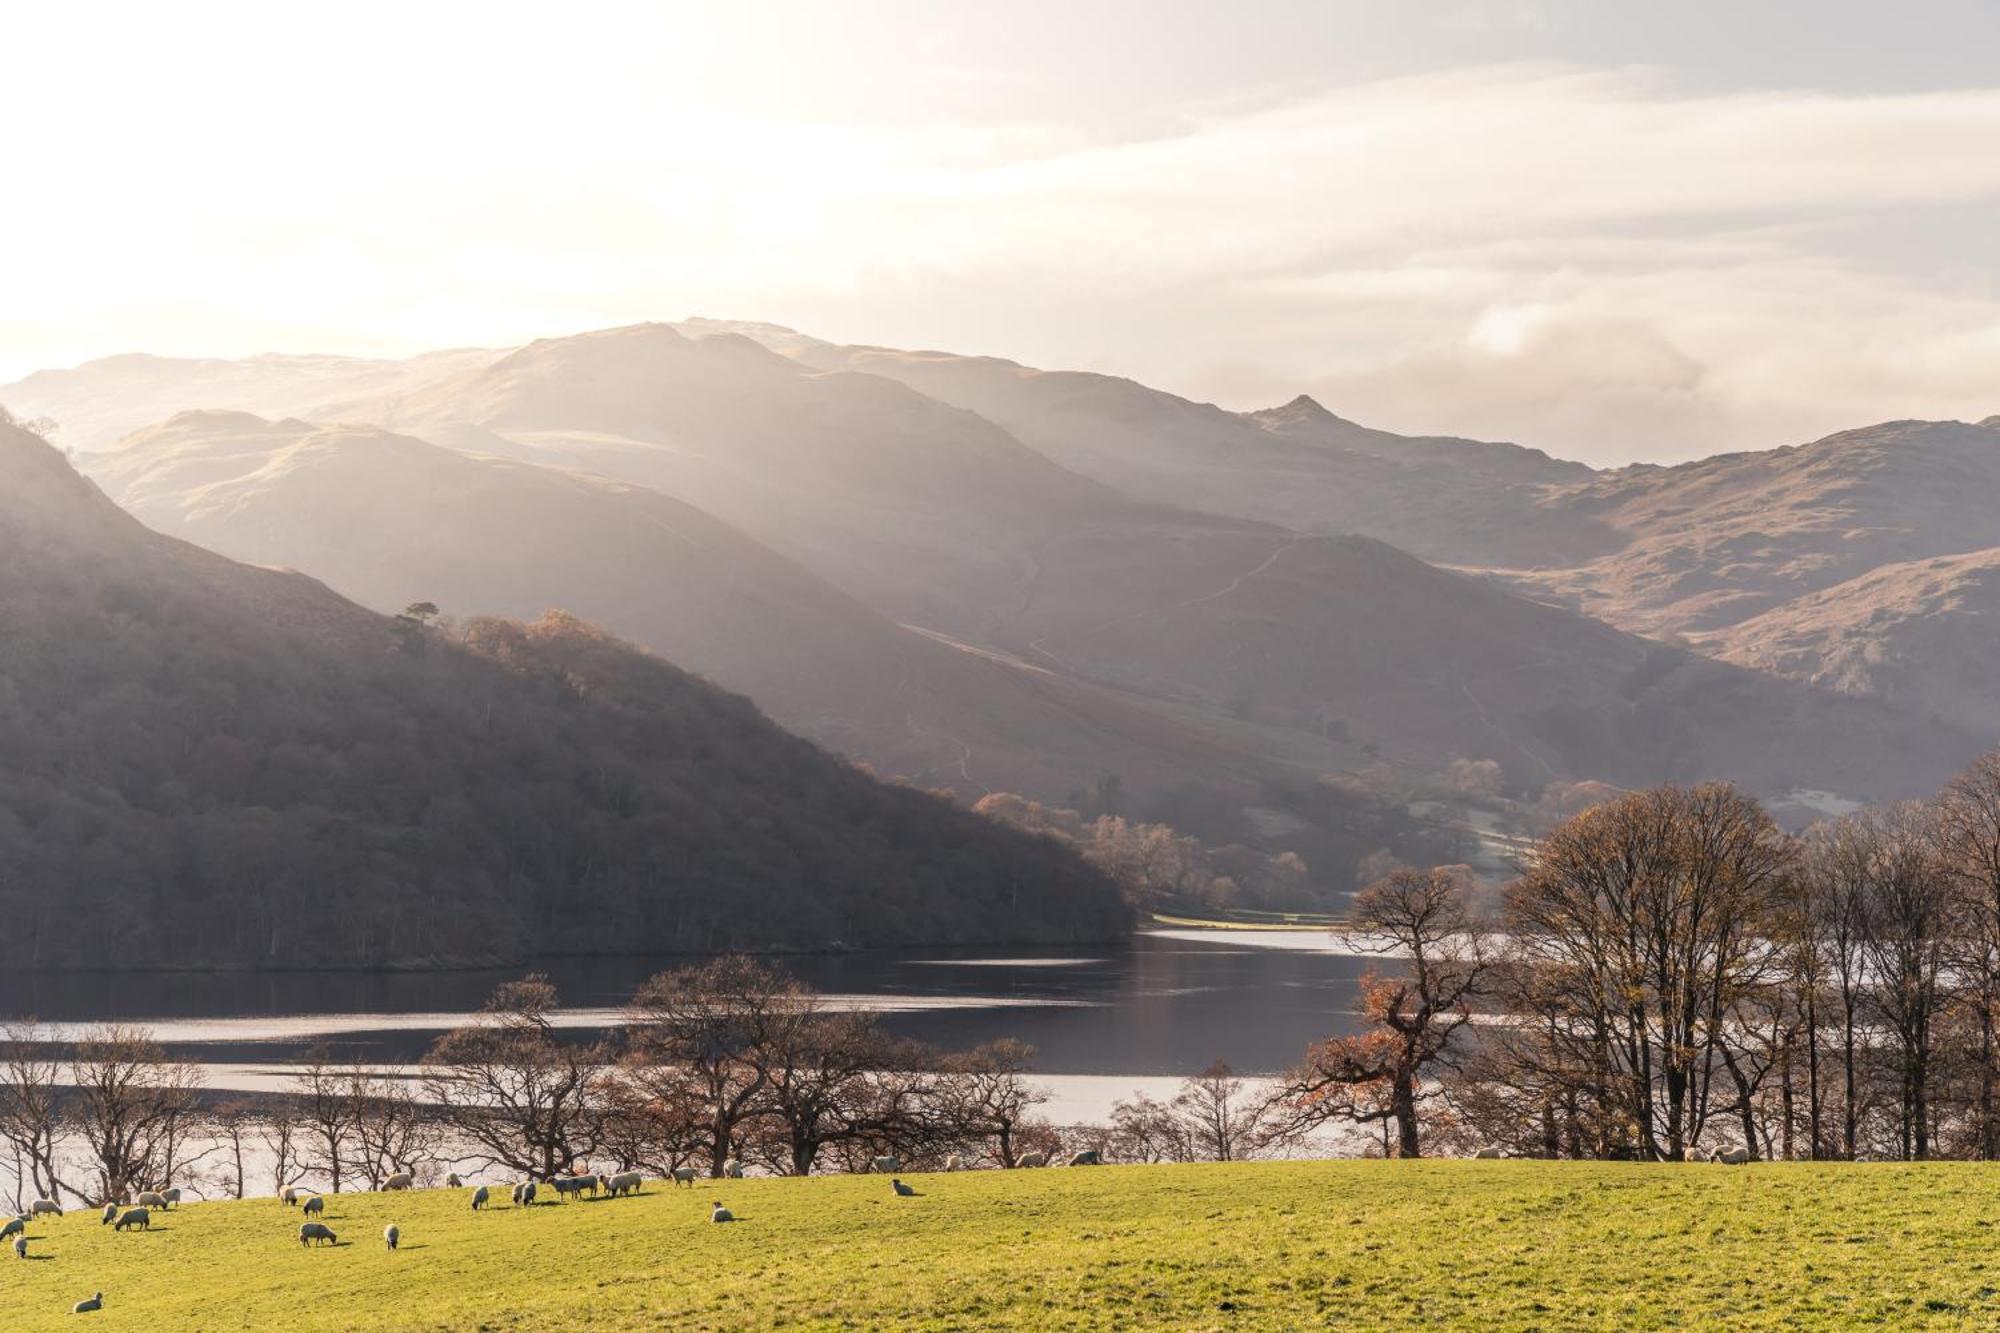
[0,415,1126,969]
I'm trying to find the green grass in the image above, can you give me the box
[8,1160,2000,1329]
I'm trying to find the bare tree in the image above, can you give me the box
[0,1023,72,1206]
[68,1026,203,1202]
[1935,752,2000,1158]
[1272,868,1489,1158]
[1852,803,1954,1160]
[292,1045,362,1192]
[349,1072,444,1187]
[933,1039,1048,1168]
[425,975,603,1180]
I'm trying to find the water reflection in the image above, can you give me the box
[0,931,1371,1077]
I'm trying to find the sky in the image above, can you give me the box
[5,0,1999,464]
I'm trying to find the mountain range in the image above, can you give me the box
[7,320,1997,909]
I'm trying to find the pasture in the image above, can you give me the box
[5,1160,2000,1329]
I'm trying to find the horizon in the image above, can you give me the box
[10,1,2000,465]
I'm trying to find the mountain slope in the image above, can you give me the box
[87,410,1309,808]
[0,413,1125,969]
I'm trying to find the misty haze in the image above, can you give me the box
[5,3,2000,1328]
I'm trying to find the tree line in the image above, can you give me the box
[1271,750,2000,1163]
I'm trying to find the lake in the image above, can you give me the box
[2,929,1375,1089]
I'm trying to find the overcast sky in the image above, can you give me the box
[6,0,1998,463]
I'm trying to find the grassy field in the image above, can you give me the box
[7,1160,2000,1329]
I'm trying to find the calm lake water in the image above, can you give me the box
[2,929,1372,1078]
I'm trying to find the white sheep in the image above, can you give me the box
[1015,1151,1048,1169]
[301,1195,326,1218]
[298,1222,337,1247]
[471,1186,490,1211]
[723,1159,745,1179]
[99,1204,118,1226]
[381,1173,414,1192]
[114,1207,151,1232]
[671,1167,696,1189]
[135,1191,167,1209]
[1067,1150,1101,1167]
[73,1291,104,1314]
[161,1188,181,1208]
[280,1186,313,1208]
[870,1155,901,1174]
[944,1155,964,1172]
[619,1171,647,1196]
[12,1234,25,1259]
[710,1200,735,1224]
[519,1181,538,1207]
[891,1178,917,1197]
[1472,1146,1506,1160]
[30,1199,61,1218]
[384,1224,400,1251]
[445,1173,463,1189]
[1716,1146,1753,1165]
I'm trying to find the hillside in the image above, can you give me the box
[1699,547,2000,734]
[785,334,1602,568]
[86,411,1312,809]
[0,415,1125,969]
[5,1161,1997,1330]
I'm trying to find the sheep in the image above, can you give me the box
[550,1175,592,1202]
[99,1204,118,1226]
[383,1224,400,1251]
[519,1181,538,1207]
[1067,1150,1101,1167]
[73,1292,104,1314]
[298,1222,337,1247]
[1472,1146,1506,1160]
[509,1183,524,1207]
[301,1195,326,1218]
[891,1178,917,1197]
[381,1173,414,1192]
[30,1199,62,1218]
[161,1188,181,1208]
[723,1159,745,1179]
[596,1173,612,1197]
[445,1173,463,1189]
[1685,1147,1711,1163]
[618,1171,647,1196]
[870,1155,900,1175]
[135,1191,168,1209]
[944,1155,964,1172]
[1015,1152,1048,1169]
[1716,1147,1753,1165]
[280,1186,313,1208]
[710,1200,735,1224]
[0,1217,23,1241]
[12,1234,25,1259]
[471,1186,490,1211]
[671,1167,697,1189]
[114,1207,151,1232]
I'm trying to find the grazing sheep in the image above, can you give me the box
[383,1224,400,1251]
[891,1178,917,1197]
[723,1159,745,1179]
[944,1155,964,1172]
[1685,1147,1711,1163]
[471,1186,490,1211]
[671,1167,697,1189]
[114,1207,151,1231]
[30,1199,62,1218]
[623,1172,648,1196]
[1067,1151,1101,1167]
[870,1155,900,1175]
[595,1173,612,1197]
[298,1222,337,1247]
[509,1183,523,1207]
[519,1181,538,1207]
[161,1188,181,1208]
[135,1192,167,1209]
[73,1291,104,1314]
[710,1200,734,1224]
[551,1175,592,1202]
[1,1217,23,1241]
[12,1234,25,1259]
[1716,1147,1753,1165]
[301,1195,325,1218]
[1015,1152,1048,1169]
[100,1204,118,1226]
[445,1173,462,1189]
[381,1173,414,1192]
[1473,1147,1506,1160]
[280,1187,312,1208]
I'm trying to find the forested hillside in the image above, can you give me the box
[0,415,1126,969]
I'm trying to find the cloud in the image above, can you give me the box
[4,50,1999,462]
